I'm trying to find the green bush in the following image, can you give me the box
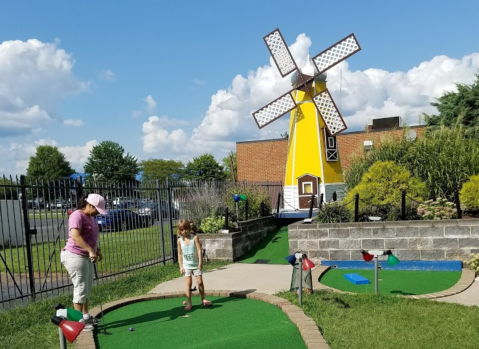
[314,201,352,223]
[417,198,457,220]
[223,182,271,221]
[199,215,225,234]
[466,253,479,274]
[344,124,479,201]
[460,174,479,210]
[345,161,427,213]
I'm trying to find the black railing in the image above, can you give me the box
[0,176,282,309]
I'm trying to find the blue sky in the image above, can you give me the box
[1,0,479,176]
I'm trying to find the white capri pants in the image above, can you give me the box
[60,250,94,304]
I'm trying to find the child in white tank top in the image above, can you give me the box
[177,219,212,310]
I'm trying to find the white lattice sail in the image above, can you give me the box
[312,34,360,75]
[253,92,296,128]
[313,90,347,135]
[264,30,298,77]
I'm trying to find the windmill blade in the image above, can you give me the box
[312,89,347,136]
[264,29,299,78]
[253,91,297,129]
[312,33,361,75]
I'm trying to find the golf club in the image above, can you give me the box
[94,263,112,335]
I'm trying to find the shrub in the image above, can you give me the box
[185,181,225,227]
[223,182,271,221]
[465,253,479,274]
[460,174,479,211]
[345,161,427,213]
[314,201,352,223]
[417,198,456,220]
[200,215,225,234]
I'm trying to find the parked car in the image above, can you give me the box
[46,200,69,210]
[95,209,152,232]
[138,202,179,220]
[27,200,44,209]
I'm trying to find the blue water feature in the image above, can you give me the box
[321,260,463,271]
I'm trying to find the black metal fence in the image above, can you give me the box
[0,176,282,310]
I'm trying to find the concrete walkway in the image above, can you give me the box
[149,263,479,307]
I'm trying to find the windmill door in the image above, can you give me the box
[298,174,318,209]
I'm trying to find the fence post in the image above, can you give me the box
[354,194,359,222]
[260,202,264,217]
[276,192,281,214]
[245,199,249,220]
[165,178,177,263]
[332,191,337,202]
[20,175,36,299]
[401,189,406,220]
[225,207,229,228]
[455,190,462,219]
[308,194,315,218]
[75,177,83,205]
[319,193,324,209]
[156,179,167,264]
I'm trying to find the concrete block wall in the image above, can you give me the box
[201,216,277,261]
[288,219,479,264]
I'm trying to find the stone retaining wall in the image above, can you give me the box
[201,216,277,261]
[288,219,479,264]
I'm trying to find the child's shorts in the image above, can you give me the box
[184,269,202,277]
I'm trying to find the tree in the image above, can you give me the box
[221,151,237,181]
[425,74,479,128]
[84,141,139,181]
[183,153,225,180]
[26,145,75,179]
[140,158,184,183]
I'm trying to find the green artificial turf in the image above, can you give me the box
[237,226,289,264]
[95,296,306,349]
[319,269,462,295]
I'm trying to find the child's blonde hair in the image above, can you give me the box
[177,219,191,237]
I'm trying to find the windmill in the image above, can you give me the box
[252,29,360,210]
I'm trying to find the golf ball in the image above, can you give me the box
[129,327,134,331]
[183,301,186,305]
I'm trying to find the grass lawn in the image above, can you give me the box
[237,226,289,264]
[0,261,231,349]
[320,269,462,295]
[1,225,175,274]
[278,290,479,349]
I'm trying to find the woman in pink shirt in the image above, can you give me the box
[60,193,107,331]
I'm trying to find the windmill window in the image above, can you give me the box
[303,182,313,194]
[328,137,335,148]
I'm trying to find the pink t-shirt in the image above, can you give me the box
[64,210,99,257]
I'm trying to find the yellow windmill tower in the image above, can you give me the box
[252,29,361,210]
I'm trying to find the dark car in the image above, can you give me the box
[96,209,152,232]
[138,202,179,220]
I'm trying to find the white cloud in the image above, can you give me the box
[99,69,116,81]
[60,140,99,172]
[63,119,84,127]
[141,33,479,164]
[0,39,87,137]
[193,78,205,85]
[144,95,157,113]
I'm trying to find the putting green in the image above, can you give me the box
[320,269,461,295]
[94,296,306,349]
[237,226,290,264]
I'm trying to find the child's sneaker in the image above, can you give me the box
[80,316,99,331]
[79,318,94,331]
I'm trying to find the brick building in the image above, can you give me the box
[237,124,427,183]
